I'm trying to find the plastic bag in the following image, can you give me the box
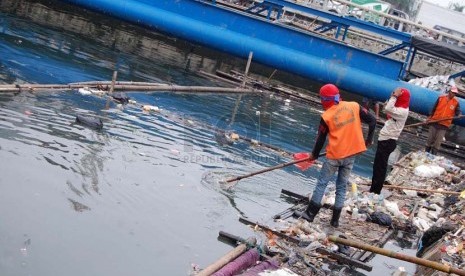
[414,164,445,178]
[388,146,401,166]
[366,211,392,226]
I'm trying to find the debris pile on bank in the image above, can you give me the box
[252,151,464,274]
[198,150,465,275]
[408,75,453,93]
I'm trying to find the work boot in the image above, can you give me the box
[294,201,321,222]
[425,147,431,153]
[337,235,351,256]
[330,208,342,228]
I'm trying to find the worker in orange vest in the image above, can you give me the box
[425,86,461,155]
[294,84,376,227]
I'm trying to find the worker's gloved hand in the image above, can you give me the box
[293,152,315,171]
[293,152,313,160]
[365,140,373,147]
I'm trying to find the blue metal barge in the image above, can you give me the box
[58,0,465,125]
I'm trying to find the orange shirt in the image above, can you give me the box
[430,95,459,127]
[321,101,367,159]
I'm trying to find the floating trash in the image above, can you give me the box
[77,87,105,96]
[142,105,160,112]
[229,133,240,141]
[111,92,129,104]
[201,170,238,191]
[75,115,103,130]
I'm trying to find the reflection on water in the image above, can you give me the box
[0,1,389,275]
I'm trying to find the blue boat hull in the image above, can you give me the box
[58,0,465,126]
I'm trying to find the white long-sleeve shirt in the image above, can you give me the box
[378,97,409,141]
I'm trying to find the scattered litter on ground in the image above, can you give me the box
[205,150,465,275]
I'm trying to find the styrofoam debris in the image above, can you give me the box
[414,164,445,178]
[78,87,105,96]
[384,199,407,219]
[229,133,240,140]
[391,266,407,276]
[413,217,432,232]
[78,87,92,95]
[142,105,160,112]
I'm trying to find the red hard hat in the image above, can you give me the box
[320,84,339,97]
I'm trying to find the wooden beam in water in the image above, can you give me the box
[68,81,164,86]
[357,229,395,262]
[197,236,257,276]
[329,235,465,275]
[239,217,300,244]
[316,248,373,272]
[280,189,308,202]
[199,70,243,86]
[0,84,258,94]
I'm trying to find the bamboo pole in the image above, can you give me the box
[328,236,465,276]
[384,185,462,196]
[109,85,256,93]
[241,51,253,88]
[106,71,118,109]
[267,69,278,81]
[0,84,257,94]
[229,95,242,126]
[109,71,118,95]
[405,115,465,128]
[68,81,163,86]
[196,237,256,276]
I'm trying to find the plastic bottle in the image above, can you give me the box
[351,183,358,200]
[358,213,367,221]
[378,194,384,206]
[351,208,359,219]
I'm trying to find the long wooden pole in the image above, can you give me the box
[329,236,465,276]
[384,184,462,196]
[241,51,253,88]
[68,81,164,86]
[225,152,325,183]
[106,71,118,109]
[226,158,311,183]
[405,115,465,128]
[196,237,256,276]
[0,84,257,94]
[109,71,118,95]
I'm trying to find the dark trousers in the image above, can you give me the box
[370,139,397,194]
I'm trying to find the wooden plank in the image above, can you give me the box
[280,189,308,202]
[239,217,300,244]
[316,248,373,272]
[360,229,395,262]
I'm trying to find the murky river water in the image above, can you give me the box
[0,1,421,275]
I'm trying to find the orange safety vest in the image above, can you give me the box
[430,95,459,127]
[321,101,366,159]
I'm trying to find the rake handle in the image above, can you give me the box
[225,157,313,183]
[405,114,465,128]
[226,152,326,183]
